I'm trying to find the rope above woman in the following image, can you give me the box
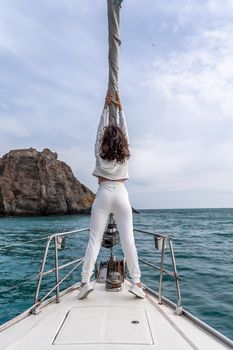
[107,0,123,125]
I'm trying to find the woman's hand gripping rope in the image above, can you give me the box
[104,91,113,109]
[104,91,123,111]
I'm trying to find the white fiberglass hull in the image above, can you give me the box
[0,279,232,350]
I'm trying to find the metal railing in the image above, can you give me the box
[31,228,90,314]
[134,229,182,315]
[29,226,182,315]
[2,227,233,348]
[3,225,181,316]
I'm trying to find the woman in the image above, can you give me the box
[78,91,145,299]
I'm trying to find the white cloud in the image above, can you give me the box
[145,25,233,121]
[125,22,233,201]
[1,0,233,208]
[0,118,31,137]
[130,140,233,192]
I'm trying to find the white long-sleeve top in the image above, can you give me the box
[92,107,129,180]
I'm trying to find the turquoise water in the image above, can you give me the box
[0,209,233,340]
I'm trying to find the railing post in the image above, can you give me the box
[54,236,60,303]
[158,237,166,304]
[33,237,53,305]
[30,228,89,314]
[168,239,183,315]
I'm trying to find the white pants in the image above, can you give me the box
[81,181,141,284]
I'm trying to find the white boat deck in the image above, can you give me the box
[0,280,231,350]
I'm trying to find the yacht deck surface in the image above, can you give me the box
[0,279,231,350]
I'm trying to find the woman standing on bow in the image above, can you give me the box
[78,91,145,299]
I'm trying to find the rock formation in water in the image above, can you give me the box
[0,148,95,216]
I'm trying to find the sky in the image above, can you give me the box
[0,0,233,209]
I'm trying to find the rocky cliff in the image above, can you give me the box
[0,148,95,216]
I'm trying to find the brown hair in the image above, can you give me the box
[100,125,130,163]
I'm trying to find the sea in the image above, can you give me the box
[0,208,233,341]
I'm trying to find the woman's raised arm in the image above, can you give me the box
[113,91,129,142]
[94,93,111,156]
[119,109,129,143]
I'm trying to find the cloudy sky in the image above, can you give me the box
[1,0,233,209]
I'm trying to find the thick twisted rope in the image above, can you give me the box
[107,0,123,125]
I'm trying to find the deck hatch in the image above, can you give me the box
[53,306,154,345]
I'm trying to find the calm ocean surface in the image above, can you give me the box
[0,208,233,340]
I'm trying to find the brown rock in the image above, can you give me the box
[0,148,95,216]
